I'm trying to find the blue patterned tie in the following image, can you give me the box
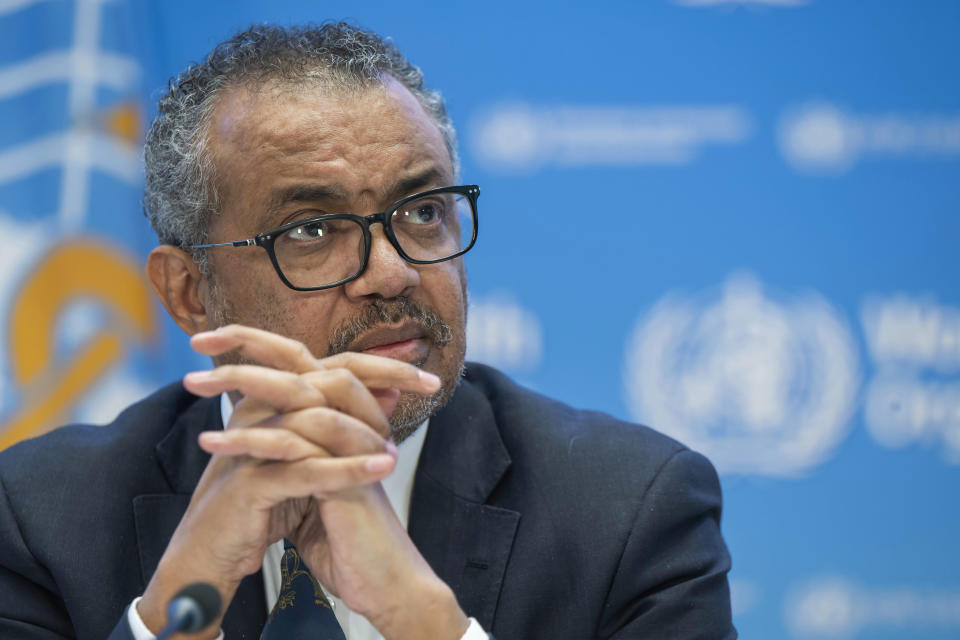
[260,541,346,640]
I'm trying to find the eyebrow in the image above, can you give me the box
[261,166,451,224]
[383,167,448,202]
[265,184,348,215]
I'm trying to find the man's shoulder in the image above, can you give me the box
[0,381,206,489]
[461,362,695,484]
[463,362,686,451]
[457,363,725,566]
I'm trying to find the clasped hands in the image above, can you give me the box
[138,325,468,640]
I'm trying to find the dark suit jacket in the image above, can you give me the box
[0,363,735,639]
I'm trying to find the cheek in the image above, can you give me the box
[280,290,362,357]
[213,263,276,317]
[208,255,337,345]
[425,263,467,316]
[210,248,274,288]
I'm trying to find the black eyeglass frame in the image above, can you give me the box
[184,184,480,292]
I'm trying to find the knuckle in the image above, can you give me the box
[280,434,301,460]
[216,364,240,378]
[222,324,245,339]
[327,351,361,372]
[352,459,375,482]
[328,411,354,439]
[296,405,326,425]
[293,374,313,393]
[300,370,322,387]
[296,342,315,362]
[227,430,249,449]
[298,408,358,452]
[329,367,354,386]
[302,459,327,484]
[292,373,323,401]
[301,369,329,389]
[329,415,372,453]
[334,351,357,365]
[305,406,340,432]
[324,368,360,395]
[301,405,331,424]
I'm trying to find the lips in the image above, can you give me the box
[351,322,431,363]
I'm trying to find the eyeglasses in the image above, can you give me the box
[184,185,480,291]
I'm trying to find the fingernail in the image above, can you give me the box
[184,370,214,384]
[365,454,394,473]
[418,370,441,389]
[385,438,398,458]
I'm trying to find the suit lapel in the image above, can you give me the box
[132,389,267,636]
[409,376,520,629]
[132,391,216,586]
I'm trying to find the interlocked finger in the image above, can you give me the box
[321,351,441,394]
[224,394,278,431]
[201,407,389,459]
[184,364,325,413]
[265,406,390,457]
[191,325,322,374]
[253,454,397,503]
[199,427,330,461]
[301,368,391,437]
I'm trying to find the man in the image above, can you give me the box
[0,23,735,639]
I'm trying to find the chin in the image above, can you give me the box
[390,361,463,442]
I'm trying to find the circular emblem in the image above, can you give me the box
[624,273,860,475]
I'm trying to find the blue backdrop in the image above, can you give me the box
[1,1,958,637]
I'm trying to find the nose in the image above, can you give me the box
[343,225,420,300]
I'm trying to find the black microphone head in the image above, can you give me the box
[172,582,222,632]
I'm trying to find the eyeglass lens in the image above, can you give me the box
[273,191,475,289]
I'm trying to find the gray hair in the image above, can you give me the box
[142,22,459,267]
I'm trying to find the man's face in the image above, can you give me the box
[200,77,467,440]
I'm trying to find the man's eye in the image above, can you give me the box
[285,220,328,241]
[398,200,444,225]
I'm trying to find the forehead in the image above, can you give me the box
[206,76,453,221]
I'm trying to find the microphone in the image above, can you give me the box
[155,582,222,639]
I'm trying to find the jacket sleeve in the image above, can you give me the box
[600,448,737,639]
[0,472,74,639]
[106,607,137,640]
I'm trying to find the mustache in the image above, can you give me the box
[326,297,451,356]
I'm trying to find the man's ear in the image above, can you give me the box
[146,245,211,336]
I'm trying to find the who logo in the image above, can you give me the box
[624,273,860,476]
[0,0,155,450]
